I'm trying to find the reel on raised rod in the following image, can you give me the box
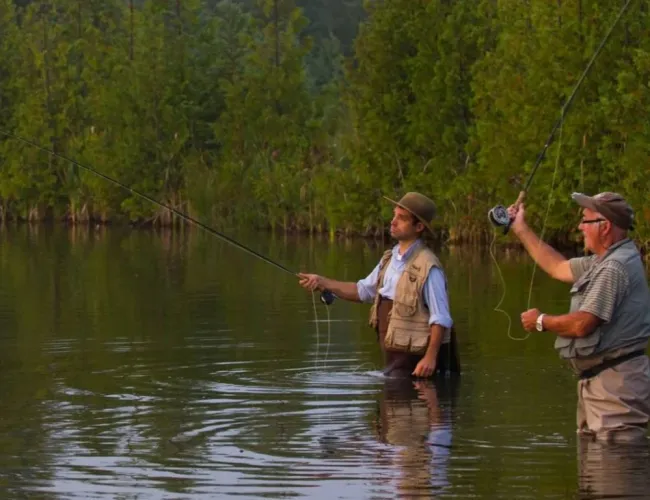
[488,191,525,235]
[488,204,512,234]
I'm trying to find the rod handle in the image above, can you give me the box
[503,191,526,235]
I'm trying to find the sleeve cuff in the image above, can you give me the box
[356,281,374,304]
[579,305,611,324]
[429,315,453,329]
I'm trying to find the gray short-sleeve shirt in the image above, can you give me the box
[569,256,629,322]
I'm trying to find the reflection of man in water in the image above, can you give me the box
[373,377,458,497]
[578,440,650,499]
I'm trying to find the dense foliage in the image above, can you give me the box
[0,0,648,248]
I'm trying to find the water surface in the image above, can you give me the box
[0,225,647,499]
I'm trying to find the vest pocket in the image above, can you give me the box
[569,276,590,320]
[554,326,601,358]
[385,327,428,355]
[574,330,601,357]
[393,291,418,317]
[562,272,601,357]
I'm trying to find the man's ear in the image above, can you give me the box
[602,219,613,235]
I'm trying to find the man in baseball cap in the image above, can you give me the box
[507,191,650,442]
[571,191,635,230]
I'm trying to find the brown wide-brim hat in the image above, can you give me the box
[384,192,436,234]
[572,191,635,230]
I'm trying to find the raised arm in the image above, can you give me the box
[508,203,574,284]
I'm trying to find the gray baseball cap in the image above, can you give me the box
[571,192,635,230]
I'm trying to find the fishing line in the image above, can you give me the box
[312,290,321,369]
[0,129,339,307]
[323,304,331,368]
[0,130,299,278]
[526,111,564,312]
[489,109,565,341]
[488,230,514,338]
[311,288,333,370]
[488,0,634,232]
[486,0,633,338]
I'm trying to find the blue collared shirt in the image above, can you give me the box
[356,240,453,328]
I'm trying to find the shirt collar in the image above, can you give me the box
[597,237,632,262]
[393,239,422,262]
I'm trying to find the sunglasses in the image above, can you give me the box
[580,218,606,225]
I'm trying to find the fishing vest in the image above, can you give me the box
[368,245,444,355]
[555,239,650,359]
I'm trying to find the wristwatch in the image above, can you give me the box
[536,313,546,332]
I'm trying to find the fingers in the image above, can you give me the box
[507,203,527,234]
[297,273,311,289]
[412,364,435,378]
[297,273,320,291]
[519,308,538,331]
[299,280,316,291]
[507,202,524,219]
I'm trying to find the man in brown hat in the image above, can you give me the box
[298,192,460,378]
[507,192,650,442]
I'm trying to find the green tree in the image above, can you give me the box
[2,1,77,221]
[469,1,650,245]
[0,0,20,219]
[218,0,313,230]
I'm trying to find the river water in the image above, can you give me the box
[0,225,648,499]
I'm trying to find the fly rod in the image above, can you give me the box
[488,0,634,234]
[0,129,337,305]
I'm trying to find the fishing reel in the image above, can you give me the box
[488,204,513,234]
[488,191,525,235]
[320,289,336,306]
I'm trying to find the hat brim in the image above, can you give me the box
[571,192,635,230]
[384,196,434,234]
[571,192,600,213]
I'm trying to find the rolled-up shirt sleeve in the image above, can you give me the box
[356,263,380,304]
[423,267,453,328]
